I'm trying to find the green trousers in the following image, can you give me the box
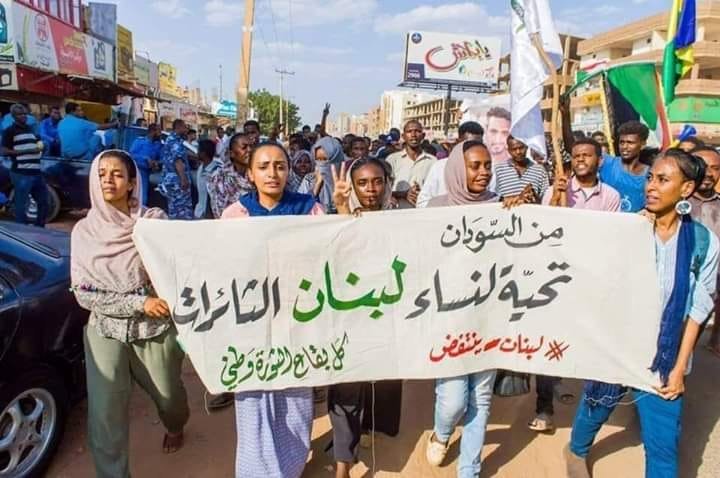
[84,325,190,478]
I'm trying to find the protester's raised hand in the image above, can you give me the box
[313,170,325,198]
[144,297,170,319]
[323,103,331,116]
[332,163,352,215]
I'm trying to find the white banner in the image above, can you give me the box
[403,31,501,90]
[133,205,662,394]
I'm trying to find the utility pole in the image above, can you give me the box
[236,0,255,126]
[275,68,295,136]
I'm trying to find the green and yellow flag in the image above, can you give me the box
[662,0,696,105]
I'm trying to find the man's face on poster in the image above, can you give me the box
[486,115,511,161]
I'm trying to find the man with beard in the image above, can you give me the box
[386,120,436,208]
[485,107,511,164]
[688,146,720,356]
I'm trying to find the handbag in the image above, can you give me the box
[493,370,531,397]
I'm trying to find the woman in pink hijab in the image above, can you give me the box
[71,150,189,478]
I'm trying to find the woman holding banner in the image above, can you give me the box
[326,158,402,478]
[422,141,505,478]
[221,143,323,478]
[564,149,720,478]
[70,151,189,478]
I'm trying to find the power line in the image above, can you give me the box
[265,0,284,69]
[288,0,296,61]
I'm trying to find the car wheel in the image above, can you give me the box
[7,185,61,224]
[0,367,68,478]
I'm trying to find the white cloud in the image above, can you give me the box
[151,0,190,19]
[373,2,509,35]
[270,0,378,27]
[204,0,245,26]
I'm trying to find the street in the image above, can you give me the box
[38,258,718,478]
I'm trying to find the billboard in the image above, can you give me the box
[403,31,501,90]
[86,2,117,45]
[158,62,177,97]
[134,55,150,86]
[0,0,15,61]
[13,2,114,80]
[116,24,134,82]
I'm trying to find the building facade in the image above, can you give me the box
[403,97,462,140]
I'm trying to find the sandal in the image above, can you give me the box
[163,431,184,454]
[528,413,555,433]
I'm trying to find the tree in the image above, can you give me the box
[248,89,301,134]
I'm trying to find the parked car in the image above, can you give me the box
[0,126,199,223]
[0,222,88,477]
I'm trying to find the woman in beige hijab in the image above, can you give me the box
[71,150,189,478]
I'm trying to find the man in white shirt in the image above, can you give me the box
[386,120,436,208]
[417,121,485,208]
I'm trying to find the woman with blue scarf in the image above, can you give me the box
[564,149,719,478]
[221,143,323,478]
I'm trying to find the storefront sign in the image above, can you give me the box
[13,3,114,81]
[86,2,117,45]
[158,61,177,97]
[0,61,17,90]
[669,96,720,124]
[0,0,15,62]
[134,55,151,86]
[116,24,134,82]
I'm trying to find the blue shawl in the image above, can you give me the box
[584,216,704,408]
[239,190,317,217]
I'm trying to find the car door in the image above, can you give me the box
[0,275,20,366]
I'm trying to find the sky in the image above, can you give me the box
[108,0,674,124]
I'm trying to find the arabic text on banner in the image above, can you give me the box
[133,204,662,394]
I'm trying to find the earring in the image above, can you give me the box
[675,198,692,215]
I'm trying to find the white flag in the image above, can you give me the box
[510,0,563,157]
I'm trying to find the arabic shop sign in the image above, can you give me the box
[134,204,662,394]
[403,31,501,89]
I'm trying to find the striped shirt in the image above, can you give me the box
[2,123,41,175]
[494,159,549,200]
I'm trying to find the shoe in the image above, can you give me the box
[528,412,555,433]
[562,444,590,478]
[207,393,234,410]
[425,432,448,467]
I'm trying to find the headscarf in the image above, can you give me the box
[313,136,345,212]
[239,190,316,217]
[428,141,497,207]
[347,158,394,212]
[287,149,314,193]
[71,151,166,293]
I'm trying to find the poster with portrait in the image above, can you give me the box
[461,94,511,163]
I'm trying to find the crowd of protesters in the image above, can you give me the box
[52,97,720,478]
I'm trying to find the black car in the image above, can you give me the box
[0,222,88,477]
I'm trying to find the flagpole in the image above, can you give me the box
[531,33,566,207]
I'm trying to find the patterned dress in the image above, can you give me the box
[222,199,323,478]
[160,132,193,220]
[206,161,254,218]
